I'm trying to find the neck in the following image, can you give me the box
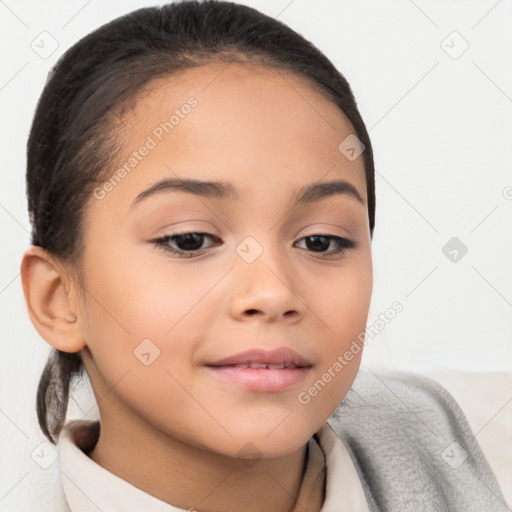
[88,400,308,512]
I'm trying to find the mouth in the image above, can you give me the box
[205,348,313,392]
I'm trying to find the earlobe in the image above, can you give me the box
[20,246,86,353]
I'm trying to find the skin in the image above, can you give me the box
[21,61,373,512]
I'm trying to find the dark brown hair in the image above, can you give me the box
[27,0,376,444]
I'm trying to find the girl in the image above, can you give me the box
[21,1,506,511]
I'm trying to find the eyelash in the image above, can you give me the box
[151,231,357,259]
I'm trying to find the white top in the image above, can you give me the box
[57,420,370,512]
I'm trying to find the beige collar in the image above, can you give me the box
[57,419,369,512]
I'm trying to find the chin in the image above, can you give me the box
[208,419,319,461]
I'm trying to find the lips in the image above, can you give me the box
[229,362,299,369]
[205,348,312,392]
[207,348,312,368]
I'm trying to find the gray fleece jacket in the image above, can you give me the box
[327,369,509,511]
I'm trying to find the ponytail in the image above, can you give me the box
[36,350,84,444]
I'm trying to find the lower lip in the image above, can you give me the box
[205,366,311,392]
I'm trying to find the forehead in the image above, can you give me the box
[95,61,367,215]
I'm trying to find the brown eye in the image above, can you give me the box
[295,235,356,256]
[152,232,221,257]
[172,233,207,251]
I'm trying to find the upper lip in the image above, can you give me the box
[206,348,312,368]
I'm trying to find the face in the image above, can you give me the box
[76,61,373,460]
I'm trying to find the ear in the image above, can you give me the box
[20,246,86,353]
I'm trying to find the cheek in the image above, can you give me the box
[81,243,199,340]
[297,253,372,407]
[303,250,373,341]
[78,253,214,440]
[79,243,225,409]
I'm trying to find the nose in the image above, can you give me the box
[228,242,305,323]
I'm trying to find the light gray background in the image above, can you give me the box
[1,1,511,510]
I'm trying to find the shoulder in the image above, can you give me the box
[327,369,508,511]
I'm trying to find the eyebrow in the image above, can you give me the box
[130,177,364,209]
